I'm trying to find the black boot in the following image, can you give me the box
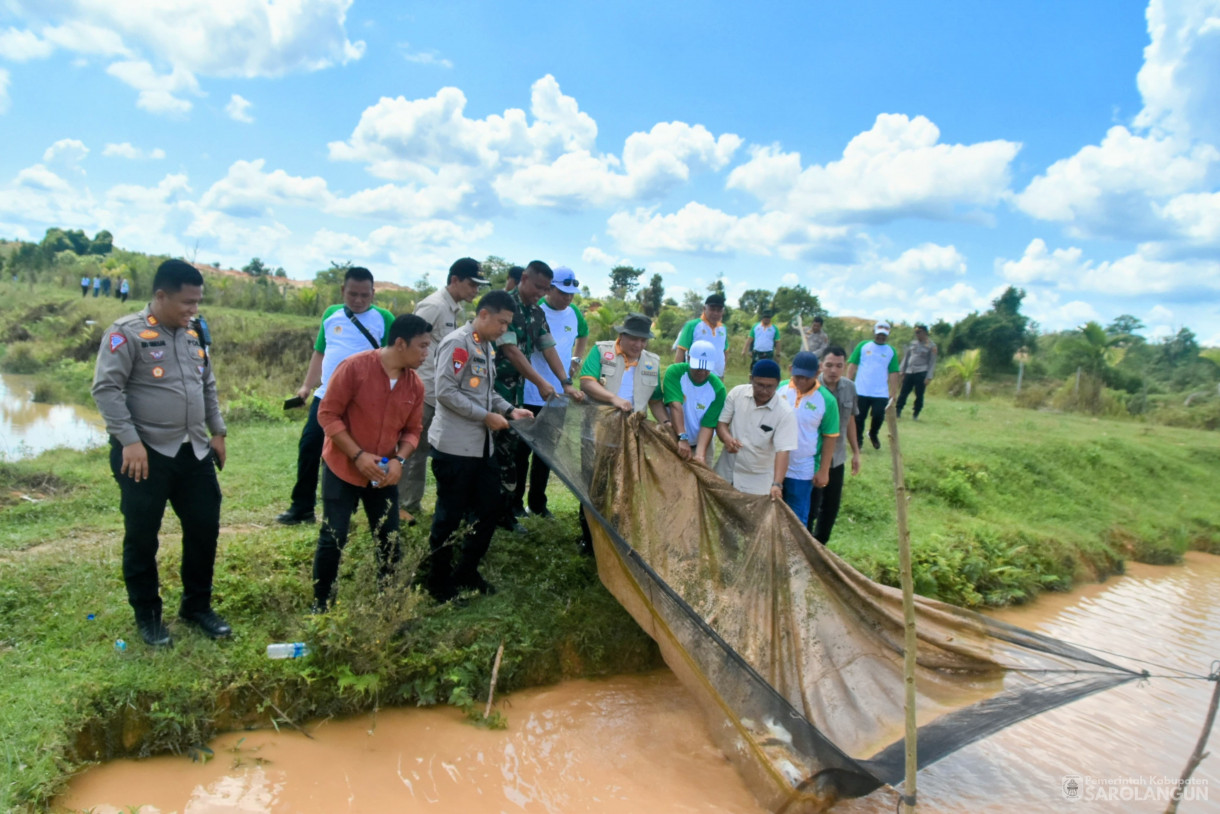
[179,608,233,639]
[134,607,173,648]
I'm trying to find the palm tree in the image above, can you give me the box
[944,349,982,398]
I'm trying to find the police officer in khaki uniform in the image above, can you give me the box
[426,290,533,601]
[92,259,230,647]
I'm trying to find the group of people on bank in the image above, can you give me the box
[81,274,130,301]
[92,258,937,647]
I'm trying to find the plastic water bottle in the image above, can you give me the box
[370,457,389,487]
[266,642,310,659]
[114,638,127,653]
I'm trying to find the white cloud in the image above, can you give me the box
[727,114,1020,223]
[200,159,331,217]
[997,239,1091,285]
[1148,304,1174,322]
[106,60,200,115]
[1155,191,1220,247]
[1134,0,1220,145]
[781,273,799,285]
[399,44,452,69]
[1076,248,1220,295]
[43,138,89,165]
[0,26,54,60]
[102,142,166,160]
[327,176,472,220]
[226,94,254,123]
[581,246,626,269]
[0,68,9,114]
[881,243,966,278]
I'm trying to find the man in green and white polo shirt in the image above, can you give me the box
[276,267,395,525]
[517,266,590,517]
[579,313,665,419]
[778,351,839,526]
[846,321,900,451]
[662,339,726,465]
[744,308,781,366]
[674,293,729,377]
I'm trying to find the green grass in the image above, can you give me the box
[4,282,1220,811]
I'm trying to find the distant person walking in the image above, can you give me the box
[276,267,394,526]
[779,351,839,526]
[807,346,860,544]
[744,309,780,366]
[310,315,429,611]
[118,278,130,303]
[101,276,112,297]
[896,324,937,421]
[399,258,487,522]
[92,275,101,297]
[846,322,899,450]
[81,275,91,297]
[715,359,798,500]
[674,294,729,377]
[803,316,830,358]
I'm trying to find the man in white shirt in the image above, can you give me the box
[399,258,487,519]
[846,321,900,451]
[516,266,589,517]
[714,359,798,500]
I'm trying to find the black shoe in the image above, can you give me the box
[869,435,881,450]
[457,574,497,596]
[179,608,232,639]
[309,600,327,615]
[276,507,316,525]
[135,610,173,648]
[529,508,554,519]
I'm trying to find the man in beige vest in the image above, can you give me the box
[578,312,667,420]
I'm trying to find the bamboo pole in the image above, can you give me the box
[1164,662,1219,814]
[484,640,505,720]
[885,401,918,813]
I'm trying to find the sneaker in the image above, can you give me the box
[135,609,173,648]
[869,435,881,450]
[276,507,316,525]
[179,608,232,639]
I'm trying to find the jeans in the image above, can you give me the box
[896,371,928,418]
[109,440,221,615]
[782,477,813,525]
[807,463,845,544]
[311,464,400,605]
[426,449,501,599]
[288,397,324,512]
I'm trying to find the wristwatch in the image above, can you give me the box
[677,432,690,442]
[561,377,573,386]
[395,456,407,467]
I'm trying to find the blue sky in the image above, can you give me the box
[1,0,1217,343]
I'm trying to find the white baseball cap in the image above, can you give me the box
[689,340,717,370]
[874,321,891,335]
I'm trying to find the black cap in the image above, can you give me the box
[705,293,726,307]
[614,312,655,339]
[449,257,489,285]
[761,308,774,318]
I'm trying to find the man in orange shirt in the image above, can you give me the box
[311,314,430,611]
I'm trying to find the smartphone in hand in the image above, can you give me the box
[283,395,306,410]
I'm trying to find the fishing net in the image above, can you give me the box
[513,402,1143,813]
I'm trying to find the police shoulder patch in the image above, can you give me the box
[108,333,126,353]
[452,347,469,373]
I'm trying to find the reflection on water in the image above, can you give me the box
[58,555,1220,813]
[0,373,106,460]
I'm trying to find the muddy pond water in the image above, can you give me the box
[58,553,1220,813]
[0,373,106,461]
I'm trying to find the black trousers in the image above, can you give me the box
[807,463,845,544]
[427,449,501,598]
[751,350,775,365]
[288,397,324,512]
[109,440,221,615]
[856,395,888,445]
[311,464,400,605]
[896,371,928,418]
[512,404,550,514]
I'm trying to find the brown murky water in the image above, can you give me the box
[58,554,1220,813]
[0,373,106,460]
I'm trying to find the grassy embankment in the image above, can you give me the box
[2,281,1220,811]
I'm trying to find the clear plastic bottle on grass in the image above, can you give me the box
[266,642,310,659]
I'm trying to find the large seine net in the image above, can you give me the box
[513,402,1141,813]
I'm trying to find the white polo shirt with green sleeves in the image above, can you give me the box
[779,379,840,479]
[848,340,899,398]
[661,363,726,438]
[674,317,729,377]
[314,304,395,399]
[749,322,779,352]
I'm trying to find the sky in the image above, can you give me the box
[0,0,1217,343]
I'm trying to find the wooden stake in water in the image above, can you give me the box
[1164,661,1220,814]
[485,640,505,720]
[885,403,918,812]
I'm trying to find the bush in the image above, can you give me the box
[224,388,292,424]
[0,343,42,374]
